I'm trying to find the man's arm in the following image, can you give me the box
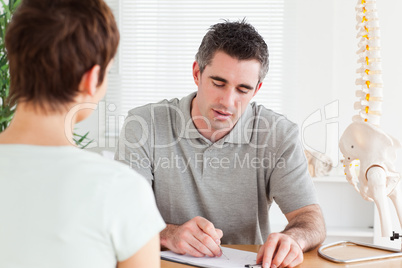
[160,216,224,258]
[256,204,326,268]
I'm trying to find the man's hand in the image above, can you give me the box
[257,204,326,268]
[160,216,224,257]
[256,233,303,268]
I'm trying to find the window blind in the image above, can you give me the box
[104,0,285,137]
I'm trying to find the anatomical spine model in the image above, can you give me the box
[339,0,402,237]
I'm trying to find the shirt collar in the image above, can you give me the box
[176,92,254,144]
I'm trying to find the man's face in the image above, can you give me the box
[192,51,262,140]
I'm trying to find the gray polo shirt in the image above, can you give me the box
[115,92,318,244]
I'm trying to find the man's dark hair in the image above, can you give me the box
[6,0,120,111]
[195,19,269,83]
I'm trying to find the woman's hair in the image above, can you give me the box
[5,0,120,111]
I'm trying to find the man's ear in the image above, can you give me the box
[192,61,201,86]
[253,82,263,97]
[78,65,101,96]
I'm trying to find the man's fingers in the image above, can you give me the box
[259,233,304,268]
[215,228,223,240]
[256,244,265,264]
[169,217,224,258]
[185,232,217,257]
[281,244,303,267]
[176,223,215,257]
[288,254,304,268]
[271,239,291,267]
[192,216,223,256]
[195,216,221,240]
[175,226,216,257]
[175,239,206,257]
[193,228,222,257]
[261,233,280,267]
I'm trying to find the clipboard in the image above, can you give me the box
[318,240,402,263]
[161,256,211,268]
[160,246,258,268]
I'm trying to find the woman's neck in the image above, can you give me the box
[0,103,76,146]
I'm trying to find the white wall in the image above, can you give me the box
[284,0,402,169]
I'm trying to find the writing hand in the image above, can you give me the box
[161,216,223,257]
[256,233,303,268]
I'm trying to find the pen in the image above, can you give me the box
[218,245,230,260]
[244,264,262,268]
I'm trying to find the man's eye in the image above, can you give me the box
[213,82,224,87]
[238,89,249,94]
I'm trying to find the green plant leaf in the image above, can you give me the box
[0,0,11,20]
[0,0,19,133]
[0,109,13,124]
[0,0,8,12]
[75,132,89,143]
[73,131,94,149]
[12,0,21,11]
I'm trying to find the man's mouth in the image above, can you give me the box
[214,109,231,116]
[212,109,233,120]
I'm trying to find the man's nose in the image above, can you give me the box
[219,89,236,108]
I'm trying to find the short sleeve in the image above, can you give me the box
[114,107,155,185]
[106,170,165,262]
[268,126,318,214]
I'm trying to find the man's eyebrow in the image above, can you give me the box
[209,76,227,83]
[209,76,254,90]
[238,84,254,90]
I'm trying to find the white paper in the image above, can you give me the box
[161,246,258,268]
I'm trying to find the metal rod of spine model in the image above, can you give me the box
[354,0,383,126]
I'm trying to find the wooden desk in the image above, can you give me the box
[161,244,402,268]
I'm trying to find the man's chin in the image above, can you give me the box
[211,120,236,132]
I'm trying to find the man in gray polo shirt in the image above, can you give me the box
[116,20,325,268]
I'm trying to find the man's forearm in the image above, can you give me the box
[282,204,326,252]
